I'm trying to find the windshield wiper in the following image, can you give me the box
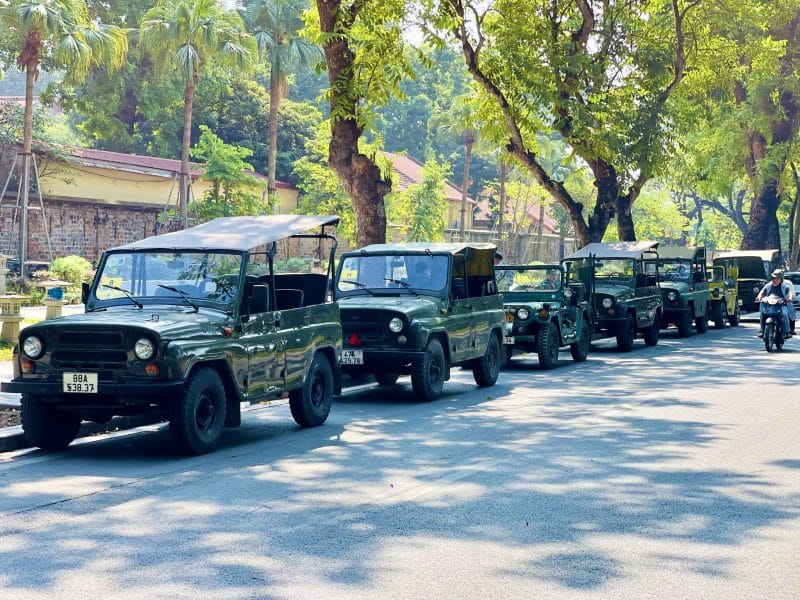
[339,279,375,295]
[384,278,419,296]
[157,284,200,312]
[102,284,143,309]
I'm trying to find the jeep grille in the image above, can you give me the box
[58,331,123,346]
[53,350,129,370]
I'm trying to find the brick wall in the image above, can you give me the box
[1,199,163,264]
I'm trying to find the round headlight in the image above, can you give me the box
[753,286,760,293]
[388,317,404,333]
[22,335,44,359]
[602,298,613,308]
[667,291,677,301]
[134,338,155,361]
[517,308,530,320]
[563,288,573,298]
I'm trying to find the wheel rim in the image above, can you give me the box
[195,390,218,434]
[310,371,326,411]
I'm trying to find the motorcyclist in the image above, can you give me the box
[756,269,794,338]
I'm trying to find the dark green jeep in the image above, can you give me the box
[656,246,711,336]
[564,242,663,351]
[2,215,342,454]
[334,243,505,401]
[495,264,591,369]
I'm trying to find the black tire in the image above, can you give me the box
[570,320,590,362]
[501,344,512,367]
[536,321,560,369]
[290,353,333,427]
[695,307,709,334]
[642,312,660,347]
[677,309,692,337]
[729,305,740,326]
[21,394,81,451]
[616,313,636,352]
[374,371,400,386]
[713,303,726,329]
[411,338,446,401]
[473,333,501,387]
[764,322,775,352]
[170,367,227,454]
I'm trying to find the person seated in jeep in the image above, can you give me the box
[538,269,560,290]
[756,270,795,338]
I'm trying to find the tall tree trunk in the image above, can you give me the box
[790,164,800,269]
[267,62,281,202]
[316,0,389,247]
[179,78,195,229]
[459,136,474,240]
[586,159,618,243]
[497,159,506,249]
[739,10,800,250]
[741,181,782,250]
[18,32,41,284]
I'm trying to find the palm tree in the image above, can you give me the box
[430,93,482,241]
[140,0,256,228]
[247,0,321,201]
[0,0,128,280]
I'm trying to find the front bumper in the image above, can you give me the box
[341,348,426,372]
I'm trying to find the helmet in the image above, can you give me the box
[771,269,784,279]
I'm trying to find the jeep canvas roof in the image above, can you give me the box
[112,215,340,252]
[657,246,706,261]
[566,241,660,260]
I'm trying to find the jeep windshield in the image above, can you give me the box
[592,259,635,282]
[336,254,449,295]
[496,266,562,293]
[657,260,692,282]
[92,250,244,309]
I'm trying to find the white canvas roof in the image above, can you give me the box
[112,215,339,252]
[566,241,660,259]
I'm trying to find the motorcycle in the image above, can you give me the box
[761,295,788,352]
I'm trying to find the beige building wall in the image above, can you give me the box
[40,163,298,213]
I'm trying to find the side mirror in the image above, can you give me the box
[81,282,90,304]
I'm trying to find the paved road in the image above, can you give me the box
[0,322,798,599]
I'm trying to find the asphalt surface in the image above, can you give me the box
[0,318,798,599]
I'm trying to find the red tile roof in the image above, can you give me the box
[383,151,476,204]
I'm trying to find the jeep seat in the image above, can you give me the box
[275,288,304,310]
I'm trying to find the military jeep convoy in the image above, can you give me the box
[2,217,758,454]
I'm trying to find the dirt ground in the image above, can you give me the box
[0,409,21,428]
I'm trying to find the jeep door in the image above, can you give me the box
[241,310,285,398]
[448,254,475,362]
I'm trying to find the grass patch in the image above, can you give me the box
[0,342,14,362]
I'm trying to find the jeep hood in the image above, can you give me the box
[338,294,443,319]
[24,306,233,339]
[593,283,636,301]
[659,281,690,294]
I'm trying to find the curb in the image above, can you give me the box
[0,413,163,453]
[0,378,377,453]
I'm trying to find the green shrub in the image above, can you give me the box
[47,255,94,304]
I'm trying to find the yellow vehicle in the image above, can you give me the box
[707,262,740,328]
